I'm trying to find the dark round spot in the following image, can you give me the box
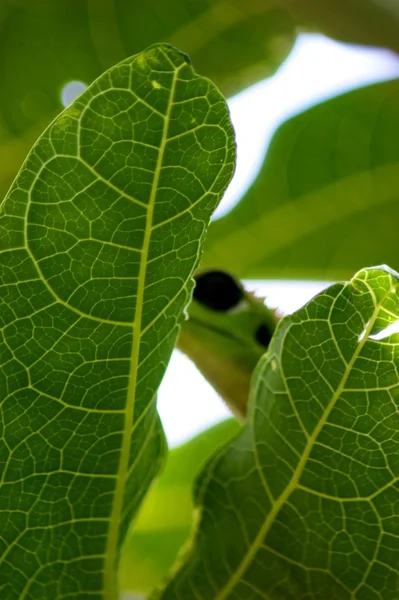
[193,270,243,312]
[255,323,272,348]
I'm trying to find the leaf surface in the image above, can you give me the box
[0,43,235,599]
[203,80,399,280]
[120,418,240,593]
[158,266,399,599]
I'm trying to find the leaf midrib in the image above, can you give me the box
[214,279,388,600]
[104,56,180,599]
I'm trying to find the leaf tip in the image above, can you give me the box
[359,263,399,281]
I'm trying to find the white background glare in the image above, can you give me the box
[157,34,399,448]
[61,80,88,107]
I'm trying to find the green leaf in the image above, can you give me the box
[0,43,235,599]
[120,418,241,593]
[0,1,294,209]
[203,80,399,280]
[0,1,295,137]
[157,265,399,599]
[281,0,399,53]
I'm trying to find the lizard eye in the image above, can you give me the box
[193,270,243,312]
[255,323,273,348]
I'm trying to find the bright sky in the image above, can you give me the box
[60,34,399,448]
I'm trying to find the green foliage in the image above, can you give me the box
[204,80,399,280]
[1,2,399,598]
[120,419,240,593]
[4,0,399,210]
[0,0,294,200]
[281,0,399,52]
[0,0,295,135]
[0,43,235,598]
[158,266,399,599]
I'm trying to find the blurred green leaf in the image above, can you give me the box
[158,265,399,599]
[281,0,399,53]
[120,418,241,593]
[0,43,235,598]
[0,0,295,137]
[0,0,295,204]
[203,79,399,280]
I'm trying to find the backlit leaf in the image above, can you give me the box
[158,266,399,599]
[0,43,235,598]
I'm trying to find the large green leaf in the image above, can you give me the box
[281,0,399,53]
[0,43,235,598]
[158,265,399,599]
[203,80,399,280]
[120,418,241,593]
